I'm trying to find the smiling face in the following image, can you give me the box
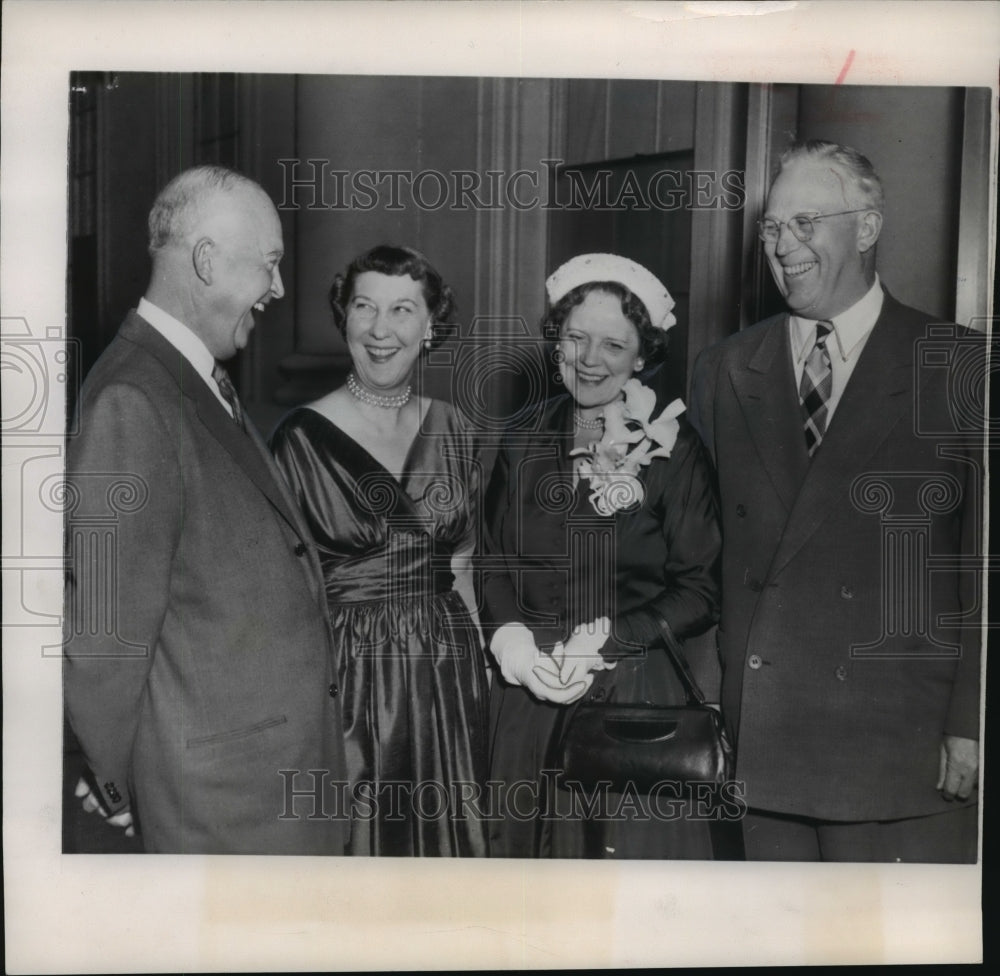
[764,156,878,321]
[198,187,285,360]
[557,289,644,410]
[345,271,432,394]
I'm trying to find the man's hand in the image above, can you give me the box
[75,776,135,836]
[936,735,979,801]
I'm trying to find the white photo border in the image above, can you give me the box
[2,1,995,971]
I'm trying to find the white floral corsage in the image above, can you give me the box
[570,378,684,516]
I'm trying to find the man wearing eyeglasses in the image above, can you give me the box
[689,140,981,862]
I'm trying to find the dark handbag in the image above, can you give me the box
[558,614,734,795]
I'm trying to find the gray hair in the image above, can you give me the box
[147,165,259,253]
[778,140,885,214]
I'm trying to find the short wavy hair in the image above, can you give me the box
[147,165,259,254]
[778,139,885,213]
[328,244,455,349]
[542,280,669,365]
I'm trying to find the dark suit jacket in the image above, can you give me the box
[689,291,982,821]
[63,311,349,854]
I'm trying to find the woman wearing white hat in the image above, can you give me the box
[480,253,723,858]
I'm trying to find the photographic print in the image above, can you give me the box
[3,1,995,970]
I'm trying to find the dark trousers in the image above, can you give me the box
[742,804,978,863]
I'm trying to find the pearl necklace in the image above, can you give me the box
[347,371,412,410]
[574,410,604,430]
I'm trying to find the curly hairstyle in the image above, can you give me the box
[541,280,670,365]
[328,244,455,349]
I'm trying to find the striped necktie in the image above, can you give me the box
[212,362,245,431]
[799,320,833,457]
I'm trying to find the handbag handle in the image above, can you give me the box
[651,610,707,706]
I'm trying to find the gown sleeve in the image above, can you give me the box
[268,413,312,511]
[445,406,484,629]
[448,405,482,557]
[477,432,526,641]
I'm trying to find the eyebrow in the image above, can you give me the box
[761,210,822,221]
[352,294,418,304]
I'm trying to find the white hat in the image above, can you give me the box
[544,253,676,332]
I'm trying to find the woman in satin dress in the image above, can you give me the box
[270,245,488,856]
[480,253,723,859]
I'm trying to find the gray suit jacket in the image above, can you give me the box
[64,311,349,853]
[689,292,982,821]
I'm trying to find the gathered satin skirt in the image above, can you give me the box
[332,589,490,857]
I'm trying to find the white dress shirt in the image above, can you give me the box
[788,275,884,424]
[137,297,236,419]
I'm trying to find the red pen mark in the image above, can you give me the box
[835,50,856,85]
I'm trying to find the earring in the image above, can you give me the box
[634,359,645,373]
[422,337,433,351]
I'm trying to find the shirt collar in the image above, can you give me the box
[137,297,217,384]
[791,274,884,364]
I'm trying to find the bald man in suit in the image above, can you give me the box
[690,140,981,862]
[64,166,349,853]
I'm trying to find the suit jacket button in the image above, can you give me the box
[840,585,853,599]
[328,683,339,698]
[591,687,607,702]
[835,665,848,681]
[294,542,307,557]
[747,654,763,670]
[736,504,747,518]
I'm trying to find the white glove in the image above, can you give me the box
[75,776,135,836]
[554,616,615,687]
[491,623,592,704]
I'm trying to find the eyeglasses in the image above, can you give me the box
[757,208,871,243]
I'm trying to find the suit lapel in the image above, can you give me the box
[205,394,315,540]
[729,316,810,514]
[768,295,913,577]
[243,414,330,594]
[120,312,309,541]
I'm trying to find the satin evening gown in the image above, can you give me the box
[271,400,489,856]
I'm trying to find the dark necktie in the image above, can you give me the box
[799,320,833,457]
[212,362,245,431]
